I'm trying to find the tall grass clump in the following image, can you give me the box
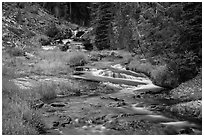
[128,59,154,76]
[34,50,72,74]
[66,51,89,67]
[34,60,71,75]
[57,81,81,96]
[151,65,179,88]
[2,78,46,135]
[35,50,89,74]
[37,82,57,102]
[128,57,179,88]
[7,47,25,57]
[2,65,16,78]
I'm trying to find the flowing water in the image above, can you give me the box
[14,64,202,135]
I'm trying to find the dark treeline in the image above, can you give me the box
[91,2,202,83]
[40,2,91,26]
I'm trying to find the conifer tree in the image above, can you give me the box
[91,2,114,50]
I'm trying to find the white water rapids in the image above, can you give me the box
[72,64,164,93]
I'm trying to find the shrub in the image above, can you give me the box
[128,59,154,76]
[39,37,50,46]
[8,47,25,57]
[2,65,16,78]
[34,50,72,75]
[3,116,38,135]
[67,51,89,67]
[37,83,57,101]
[22,109,46,134]
[45,24,60,38]
[128,57,179,88]
[167,51,200,83]
[34,60,71,75]
[57,81,81,96]
[89,51,102,61]
[83,40,93,50]
[54,28,73,40]
[151,65,179,88]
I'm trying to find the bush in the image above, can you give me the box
[83,40,93,51]
[151,65,179,88]
[89,51,102,61]
[167,51,200,83]
[67,51,89,67]
[8,47,25,57]
[45,24,60,38]
[34,60,71,75]
[34,50,72,75]
[128,57,179,88]
[22,110,46,134]
[37,83,57,101]
[57,81,81,96]
[3,116,38,135]
[39,37,50,46]
[128,59,154,76]
[54,28,73,40]
[2,65,16,78]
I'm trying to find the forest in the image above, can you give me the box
[41,2,202,84]
[2,2,202,135]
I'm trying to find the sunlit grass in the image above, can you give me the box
[33,50,89,75]
[37,82,57,101]
[2,78,46,135]
[128,57,178,88]
[66,51,89,67]
[128,59,154,76]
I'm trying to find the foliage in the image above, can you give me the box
[2,78,46,135]
[39,36,50,46]
[7,47,25,57]
[40,2,91,26]
[36,50,89,71]
[151,65,179,88]
[91,2,202,83]
[34,50,72,75]
[128,58,154,76]
[2,65,16,78]
[45,23,60,38]
[113,3,141,51]
[166,51,200,83]
[137,2,201,82]
[67,51,89,67]
[37,82,57,101]
[91,2,114,50]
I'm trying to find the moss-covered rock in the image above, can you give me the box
[169,74,202,102]
[169,100,202,121]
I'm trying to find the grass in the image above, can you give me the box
[2,65,17,78]
[2,78,46,135]
[37,82,57,101]
[33,50,89,75]
[34,60,71,75]
[128,56,179,88]
[66,51,89,67]
[128,58,154,76]
[7,47,25,57]
[57,80,82,96]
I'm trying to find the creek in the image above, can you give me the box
[38,63,201,135]
[12,62,201,135]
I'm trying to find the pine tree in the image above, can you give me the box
[91,2,114,50]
